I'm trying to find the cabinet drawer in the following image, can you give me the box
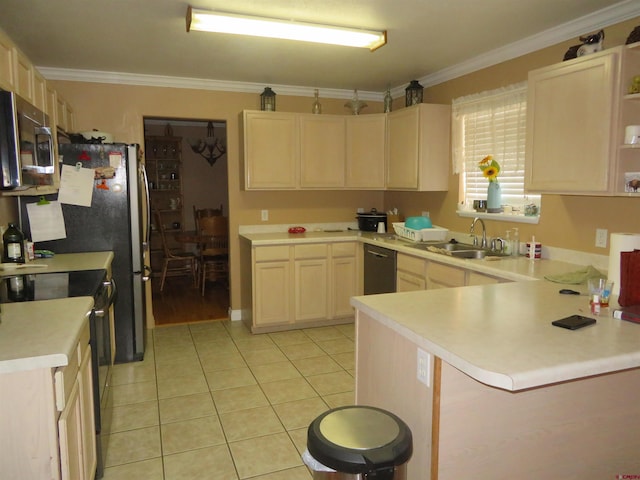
[331,242,356,258]
[397,253,427,276]
[428,262,465,286]
[255,245,290,262]
[294,244,327,259]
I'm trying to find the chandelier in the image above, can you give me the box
[188,121,226,166]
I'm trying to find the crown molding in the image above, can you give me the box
[417,0,640,88]
[38,0,640,98]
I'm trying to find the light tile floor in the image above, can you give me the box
[102,320,355,479]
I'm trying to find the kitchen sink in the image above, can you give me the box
[409,241,509,259]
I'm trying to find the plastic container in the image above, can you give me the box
[392,223,448,242]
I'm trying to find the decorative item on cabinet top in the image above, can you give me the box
[405,80,423,107]
[562,29,605,61]
[260,87,276,111]
[345,89,367,115]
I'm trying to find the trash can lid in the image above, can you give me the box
[307,405,412,474]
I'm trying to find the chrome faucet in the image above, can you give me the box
[470,217,487,248]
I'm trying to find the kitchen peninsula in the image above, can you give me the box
[352,281,640,479]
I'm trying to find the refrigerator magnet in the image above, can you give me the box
[109,152,123,168]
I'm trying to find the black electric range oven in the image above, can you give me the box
[0,269,115,479]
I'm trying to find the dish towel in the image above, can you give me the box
[544,265,605,284]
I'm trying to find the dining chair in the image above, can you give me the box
[196,215,229,295]
[154,211,198,291]
[193,205,223,232]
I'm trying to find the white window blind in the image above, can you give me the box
[452,82,540,209]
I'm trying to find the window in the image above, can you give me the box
[452,82,540,216]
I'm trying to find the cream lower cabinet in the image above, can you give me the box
[386,104,451,191]
[251,242,359,332]
[253,245,292,328]
[397,253,427,292]
[0,322,96,480]
[396,252,506,291]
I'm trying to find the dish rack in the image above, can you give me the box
[392,223,448,242]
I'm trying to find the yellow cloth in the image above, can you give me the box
[544,265,605,284]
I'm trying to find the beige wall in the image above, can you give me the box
[1,16,639,314]
[385,17,640,253]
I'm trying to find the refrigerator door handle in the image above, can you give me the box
[143,265,152,282]
[140,162,151,248]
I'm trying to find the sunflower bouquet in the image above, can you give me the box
[478,155,501,182]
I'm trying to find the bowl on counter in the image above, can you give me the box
[405,216,433,229]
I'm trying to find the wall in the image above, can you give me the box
[2,16,638,315]
[45,81,385,311]
[385,17,640,254]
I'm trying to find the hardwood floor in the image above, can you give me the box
[150,276,230,326]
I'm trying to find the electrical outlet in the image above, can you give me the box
[595,228,608,248]
[261,209,269,221]
[357,207,364,213]
[417,348,431,387]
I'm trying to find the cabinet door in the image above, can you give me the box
[346,114,386,189]
[58,381,83,480]
[78,346,97,480]
[525,50,618,193]
[0,30,15,91]
[33,69,47,112]
[244,111,298,189]
[331,256,357,318]
[254,261,291,326]
[426,262,465,289]
[13,48,34,103]
[397,271,426,292]
[299,115,346,188]
[387,107,420,189]
[295,259,328,321]
[467,271,501,285]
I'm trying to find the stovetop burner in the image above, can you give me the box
[0,269,107,303]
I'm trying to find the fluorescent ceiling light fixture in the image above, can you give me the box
[186,7,387,51]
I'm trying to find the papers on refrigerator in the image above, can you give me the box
[25,201,67,242]
[58,163,95,207]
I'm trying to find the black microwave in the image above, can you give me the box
[0,90,55,190]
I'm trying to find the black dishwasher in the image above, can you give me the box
[363,244,397,294]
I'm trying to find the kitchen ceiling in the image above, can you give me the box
[0,0,639,97]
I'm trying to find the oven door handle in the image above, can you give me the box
[94,278,117,317]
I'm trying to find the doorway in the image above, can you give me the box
[143,118,229,325]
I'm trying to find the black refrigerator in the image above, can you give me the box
[19,143,150,363]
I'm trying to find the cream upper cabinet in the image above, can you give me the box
[13,48,34,103]
[346,114,386,189]
[243,111,298,190]
[0,29,15,91]
[525,48,619,194]
[299,114,346,188]
[386,103,451,191]
[32,69,47,112]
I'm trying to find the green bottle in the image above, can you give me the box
[3,223,25,263]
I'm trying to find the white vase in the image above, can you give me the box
[487,181,502,213]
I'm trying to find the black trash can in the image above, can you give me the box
[305,405,413,480]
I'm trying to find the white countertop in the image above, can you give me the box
[0,251,114,277]
[351,282,639,391]
[0,297,94,374]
